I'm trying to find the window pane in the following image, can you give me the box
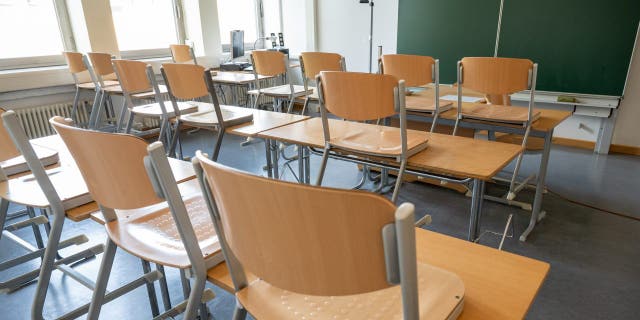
[217,0,257,44]
[110,0,178,51]
[0,0,64,59]
[262,0,281,38]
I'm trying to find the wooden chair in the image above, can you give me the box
[316,71,429,203]
[86,52,124,129]
[453,57,539,200]
[248,51,313,113]
[49,116,223,320]
[299,52,346,115]
[161,63,253,160]
[62,52,117,126]
[381,54,442,132]
[112,59,195,140]
[170,44,197,64]
[192,151,465,320]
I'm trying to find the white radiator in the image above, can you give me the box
[15,102,90,139]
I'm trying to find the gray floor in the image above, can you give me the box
[1,130,639,319]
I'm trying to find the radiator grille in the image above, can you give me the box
[15,102,90,139]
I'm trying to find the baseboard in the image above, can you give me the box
[552,137,640,156]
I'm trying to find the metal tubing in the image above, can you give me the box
[141,259,161,317]
[155,265,172,312]
[520,129,553,241]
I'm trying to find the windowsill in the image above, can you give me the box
[0,56,176,93]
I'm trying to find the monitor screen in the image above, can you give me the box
[231,30,244,59]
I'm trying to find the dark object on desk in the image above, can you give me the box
[231,30,244,59]
[220,61,252,71]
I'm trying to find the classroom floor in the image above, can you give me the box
[1,130,639,319]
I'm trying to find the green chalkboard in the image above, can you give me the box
[498,0,640,96]
[397,0,640,97]
[397,0,501,84]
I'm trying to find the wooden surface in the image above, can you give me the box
[247,84,312,97]
[0,134,194,212]
[112,59,152,93]
[178,104,254,128]
[210,72,271,85]
[381,54,435,87]
[131,101,198,117]
[235,262,465,320]
[87,52,116,77]
[162,63,208,100]
[251,51,286,76]
[170,44,194,64]
[198,152,399,295]
[461,104,540,124]
[226,109,308,137]
[257,117,522,180]
[460,57,533,95]
[320,72,398,121]
[299,52,344,80]
[207,227,549,319]
[406,85,571,132]
[62,52,87,74]
[327,120,429,157]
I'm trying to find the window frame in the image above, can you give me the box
[0,0,76,71]
[219,0,282,53]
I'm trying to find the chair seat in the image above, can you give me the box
[495,133,545,151]
[461,104,540,124]
[178,104,254,128]
[107,194,221,269]
[329,122,429,158]
[77,80,119,90]
[248,85,313,98]
[131,85,169,99]
[131,101,199,117]
[236,263,465,320]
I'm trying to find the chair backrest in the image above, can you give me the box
[381,54,436,87]
[0,108,21,161]
[459,57,533,96]
[250,50,287,77]
[161,63,208,100]
[62,52,88,74]
[170,44,196,64]
[87,52,118,82]
[299,52,344,82]
[318,71,399,121]
[195,152,405,296]
[113,59,152,94]
[49,116,161,210]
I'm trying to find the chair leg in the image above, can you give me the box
[507,125,532,200]
[71,88,81,124]
[211,130,225,161]
[124,112,135,134]
[286,95,295,114]
[232,300,247,320]
[155,264,172,312]
[252,93,261,109]
[301,97,310,116]
[168,122,181,159]
[141,259,160,317]
[452,117,460,136]
[315,147,330,186]
[116,105,129,133]
[0,199,8,242]
[183,269,206,320]
[86,238,117,320]
[391,159,408,203]
[88,90,103,129]
[26,207,45,249]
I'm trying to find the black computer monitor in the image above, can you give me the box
[231,30,244,59]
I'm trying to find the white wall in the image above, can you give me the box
[317,0,397,72]
[316,0,639,148]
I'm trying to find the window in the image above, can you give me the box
[0,0,70,69]
[110,0,181,58]
[216,0,281,51]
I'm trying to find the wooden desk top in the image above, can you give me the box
[257,117,522,180]
[408,85,572,132]
[207,228,549,319]
[211,71,272,85]
[0,135,195,221]
[226,109,309,137]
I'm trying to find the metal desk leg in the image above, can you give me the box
[264,139,273,178]
[0,199,8,242]
[468,178,485,242]
[520,130,552,242]
[304,146,310,184]
[270,140,279,179]
[297,145,304,184]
